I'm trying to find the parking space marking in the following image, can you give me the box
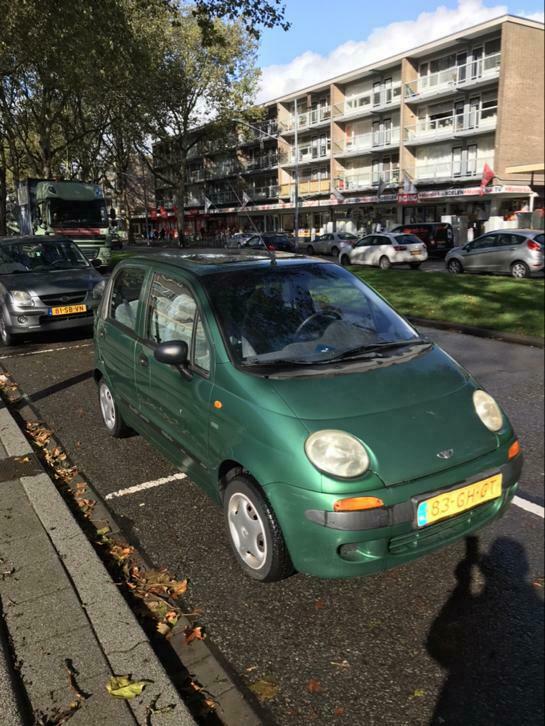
[0,342,93,360]
[513,495,545,518]
[104,473,187,500]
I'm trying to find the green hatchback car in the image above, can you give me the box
[94,252,522,581]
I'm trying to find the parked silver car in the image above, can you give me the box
[445,229,544,278]
[306,232,358,257]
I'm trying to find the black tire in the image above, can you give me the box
[331,246,339,258]
[379,256,391,270]
[409,262,422,270]
[98,379,131,438]
[0,309,16,347]
[340,254,351,267]
[447,259,464,274]
[306,245,314,255]
[224,475,294,582]
[511,261,530,279]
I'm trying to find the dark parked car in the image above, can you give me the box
[391,223,454,256]
[445,229,544,278]
[0,236,105,345]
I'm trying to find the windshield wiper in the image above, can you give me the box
[242,358,317,368]
[323,338,432,363]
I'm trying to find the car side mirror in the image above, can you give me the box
[154,340,191,379]
[90,258,102,269]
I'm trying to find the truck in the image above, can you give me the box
[14,178,121,265]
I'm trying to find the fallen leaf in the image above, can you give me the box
[249,678,279,702]
[106,675,148,699]
[14,456,30,464]
[156,622,171,636]
[533,577,544,589]
[96,526,111,537]
[331,660,350,669]
[307,678,322,694]
[410,689,426,699]
[335,706,345,717]
[245,665,258,672]
[170,578,189,598]
[314,598,326,610]
[184,625,205,644]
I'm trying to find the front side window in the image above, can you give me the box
[204,264,419,367]
[109,267,146,331]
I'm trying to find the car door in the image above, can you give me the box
[369,235,391,265]
[314,234,331,254]
[96,264,148,411]
[350,235,375,265]
[496,232,525,273]
[134,269,215,490]
[463,234,499,271]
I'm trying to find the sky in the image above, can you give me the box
[256,0,545,102]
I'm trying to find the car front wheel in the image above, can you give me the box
[447,259,464,274]
[224,476,294,582]
[98,379,130,437]
[379,256,391,270]
[511,261,530,279]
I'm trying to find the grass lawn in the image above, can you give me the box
[352,268,544,339]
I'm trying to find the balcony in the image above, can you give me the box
[188,169,206,183]
[404,53,501,102]
[415,155,495,182]
[405,107,497,145]
[335,168,400,192]
[333,86,402,121]
[238,120,279,145]
[247,184,280,200]
[207,190,240,205]
[279,143,331,166]
[242,153,279,172]
[280,106,332,135]
[206,161,243,179]
[279,179,331,198]
[334,127,401,157]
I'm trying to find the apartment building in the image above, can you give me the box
[154,14,544,240]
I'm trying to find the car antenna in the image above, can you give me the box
[227,180,276,265]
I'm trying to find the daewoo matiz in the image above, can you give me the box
[94,252,522,581]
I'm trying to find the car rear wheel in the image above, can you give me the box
[98,379,130,437]
[340,254,351,267]
[224,475,294,582]
[511,261,530,279]
[379,256,391,270]
[0,309,16,347]
[447,259,464,274]
[331,246,339,258]
[306,245,314,255]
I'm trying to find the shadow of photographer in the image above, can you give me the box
[427,536,544,726]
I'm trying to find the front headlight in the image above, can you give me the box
[92,280,106,301]
[473,390,503,432]
[10,290,34,307]
[305,430,369,479]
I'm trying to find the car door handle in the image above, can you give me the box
[138,354,149,368]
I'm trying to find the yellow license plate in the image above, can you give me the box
[411,251,421,256]
[48,304,87,316]
[417,474,503,528]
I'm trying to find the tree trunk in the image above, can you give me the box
[176,154,187,247]
[0,147,7,236]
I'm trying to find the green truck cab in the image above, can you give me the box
[15,179,120,266]
[94,252,522,582]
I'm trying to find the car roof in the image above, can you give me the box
[123,250,329,277]
[0,235,73,245]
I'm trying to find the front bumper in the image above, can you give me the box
[265,448,522,578]
[3,305,95,335]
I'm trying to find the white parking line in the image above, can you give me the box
[105,473,187,500]
[0,342,93,360]
[513,495,545,518]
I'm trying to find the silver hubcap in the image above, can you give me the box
[228,493,267,570]
[512,264,526,278]
[99,383,116,430]
[449,262,460,273]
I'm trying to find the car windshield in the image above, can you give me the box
[0,241,90,274]
[50,199,107,227]
[204,263,421,366]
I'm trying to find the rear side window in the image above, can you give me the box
[109,267,146,331]
[395,235,423,245]
[534,234,544,245]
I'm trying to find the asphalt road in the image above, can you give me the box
[1,326,543,726]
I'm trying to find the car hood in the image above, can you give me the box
[271,346,498,486]
[1,268,102,295]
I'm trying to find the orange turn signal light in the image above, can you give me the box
[333,496,384,513]
[508,439,521,460]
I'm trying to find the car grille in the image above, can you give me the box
[39,291,88,306]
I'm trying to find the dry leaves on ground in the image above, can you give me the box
[307,678,322,694]
[184,625,205,644]
[249,678,279,702]
[106,675,148,699]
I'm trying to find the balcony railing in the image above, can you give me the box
[336,127,401,155]
[207,190,240,205]
[279,179,331,197]
[188,169,206,183]
[279,143,331,165]
[247,184,280,200]
[333,86,402,119]
[243,153,279,172]
[238,120,279,144]
[415,156,495,181]
[280,106,331,133]
[404,108,497,142]
[404,53,501,99]
[336,168,400,191]
[206,162,243,179]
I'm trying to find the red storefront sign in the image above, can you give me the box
[397,192,419,205]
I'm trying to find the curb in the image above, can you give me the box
[0,373,267,726]
[408,316,544,349]
[0,402,195,726]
